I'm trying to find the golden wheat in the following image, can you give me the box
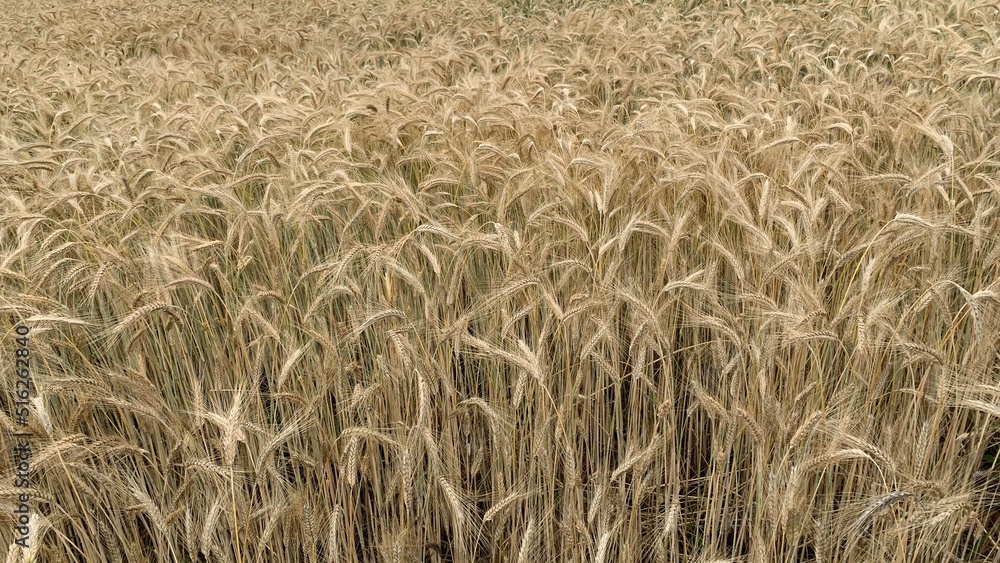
[0,0,999,561]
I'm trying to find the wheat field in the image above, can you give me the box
[1,0,999,561]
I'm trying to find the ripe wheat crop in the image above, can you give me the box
[1,0,999,561]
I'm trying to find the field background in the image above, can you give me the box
[1,0,999,561]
